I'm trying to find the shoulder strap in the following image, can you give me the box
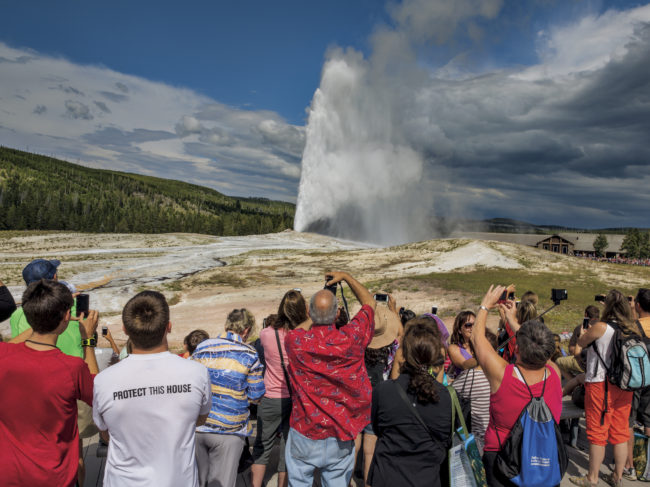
[274,329,293,396]
[448,385,470,438]
[395,381,439,444]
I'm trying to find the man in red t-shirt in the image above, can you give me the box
[0,279,99,487]
[285,271,376,486]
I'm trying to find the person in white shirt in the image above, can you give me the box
[93,291,211,487]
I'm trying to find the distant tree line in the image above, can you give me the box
[0,147,294,235]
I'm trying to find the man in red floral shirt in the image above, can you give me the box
[285,271,376,486]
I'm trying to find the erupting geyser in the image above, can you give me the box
[294,51,432,246]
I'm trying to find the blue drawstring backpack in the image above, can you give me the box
[495,366,568,487]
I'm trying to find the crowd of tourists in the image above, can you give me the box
[1,257,650,487]
[574,253,650,267]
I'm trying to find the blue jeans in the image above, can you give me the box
[285,427,355,487]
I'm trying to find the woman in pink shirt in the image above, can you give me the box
[251,290,307,487]
[471,285,563,487]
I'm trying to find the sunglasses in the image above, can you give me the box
[463,322,474,329]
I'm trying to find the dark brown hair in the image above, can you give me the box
[122,291,169,350]
[275,290,308,330]
[400,321,444,404]
[22,279,73,333]
[450,310,476,347]
[184,329,209,355]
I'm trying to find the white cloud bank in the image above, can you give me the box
[0,43,304,200]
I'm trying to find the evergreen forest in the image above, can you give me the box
[0,147,295,235]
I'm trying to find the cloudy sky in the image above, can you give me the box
[1,0,649,232]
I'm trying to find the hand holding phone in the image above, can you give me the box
[374,293,389,302]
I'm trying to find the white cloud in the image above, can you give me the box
[0,42,304,201]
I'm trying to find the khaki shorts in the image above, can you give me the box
[78,400,98,439]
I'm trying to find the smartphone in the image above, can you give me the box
[76,293,89,317]
[508,292,515,300]
[582,317,590,330]
[595,294,605,303]
[431,306,438,315]
[374,294,389,302]
[102,326,108,336]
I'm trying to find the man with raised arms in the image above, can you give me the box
[92,291,211,487]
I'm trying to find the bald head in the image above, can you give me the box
[310,290,339,325]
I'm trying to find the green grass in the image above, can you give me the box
[366,268,646,332]
[196,273,248,288]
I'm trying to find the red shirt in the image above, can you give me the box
[484,364,562,452]
[285,304,374,441]
[0,343,94,487]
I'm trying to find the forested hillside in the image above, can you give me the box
[0,147,294,235]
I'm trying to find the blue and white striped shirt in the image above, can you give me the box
[192,332,265,436]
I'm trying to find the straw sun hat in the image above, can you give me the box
[369,306,401,349]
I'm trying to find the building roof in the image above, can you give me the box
[450,231,625,253]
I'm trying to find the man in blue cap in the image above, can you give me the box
[11,259,86,358]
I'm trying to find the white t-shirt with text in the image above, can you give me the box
[93,351,211,487]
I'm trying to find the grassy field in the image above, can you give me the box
[364,266,648,332]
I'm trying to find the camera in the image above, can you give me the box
[498,291,515,304]
[551,289,568,305]
[102,326,108,336]
[324,280,337,295]
[594,294,605,303]
[582,317,589,330]
[76,293,90,316]
[431,306,438,315]
[374,294,388,302]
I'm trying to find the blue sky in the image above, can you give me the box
[1,0,650,235]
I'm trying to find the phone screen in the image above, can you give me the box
[374,294,388,302]
[76,294,89,316]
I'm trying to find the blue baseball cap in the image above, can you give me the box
[22,259,61,284]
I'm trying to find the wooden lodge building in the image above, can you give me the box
[451,232,626,258]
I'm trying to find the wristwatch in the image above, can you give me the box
[478,305,489,312]
[81,337,97,347]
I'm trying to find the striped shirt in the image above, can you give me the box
[452,368,491,454]
[192,332,265,436]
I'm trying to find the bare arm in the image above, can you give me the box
[448,344,476,370]
[499,300,521,333]
[326,271,375,310]
[103,329,121,356]
[471,285,509,394]
[575,321,607,355]
[79,310,100,375]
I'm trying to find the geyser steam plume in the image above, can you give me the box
[294,51,429,246]
[294,0,504,245]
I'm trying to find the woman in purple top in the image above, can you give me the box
[250,290,307,487]
[448,311,477,379]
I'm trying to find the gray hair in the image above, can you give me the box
[516,320,555,369]
[309,292,338,325]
